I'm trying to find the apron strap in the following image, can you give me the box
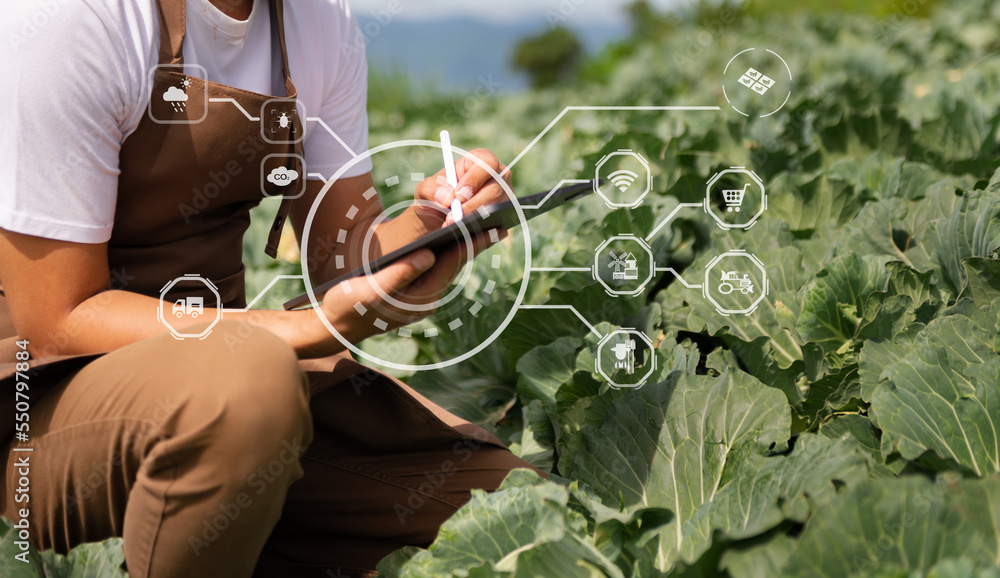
[265,0,301,259]
[155,0,186,65]
[271,0,293,87]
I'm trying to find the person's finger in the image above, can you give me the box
[413,169,449,202]
[394,229,507,303]
[497,163,511,186]
[453,149,503,203]
[335,249,436,306]
[433,228,507,272]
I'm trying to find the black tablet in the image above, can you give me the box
[283,179,598,310]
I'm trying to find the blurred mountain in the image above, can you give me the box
[356,16,627,92]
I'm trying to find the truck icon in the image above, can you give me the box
[172,296,204,318]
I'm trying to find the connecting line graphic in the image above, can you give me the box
[208,97,260,121]
[521,179,591,210]
[500,105,721,179]
[205,99,359,160]
[221,275,306,314]
[517,305,604,338]
[645,202,704,241]
[306,117,358,159]
[655,267,702,289]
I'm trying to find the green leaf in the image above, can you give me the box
[407,362,517,429]
[678,434,871,562]
[842,192,958,274]
[558,369,790,570]
[796,253,892,354]
[718,336,807,405]
[515,337,583,408]
[959,258,1000,310]
[797,365,863,428]
[869,313,1000,476]
[926,558,1000,578]
[820,414,904,477]
[930,189,1000,296]
[858,322,923,402]
[507,401,557,473]
[782,475,1000,577]
[767,168,866,234]
[0,517,128,578]
[717,532,796,578]
[379,469,624,578]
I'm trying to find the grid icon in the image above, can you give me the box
[738,68,776,95]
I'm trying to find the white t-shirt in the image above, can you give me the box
[0,0,372,244]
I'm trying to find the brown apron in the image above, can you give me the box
[0,0,301,439]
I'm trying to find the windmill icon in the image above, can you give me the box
[608,250,639,280]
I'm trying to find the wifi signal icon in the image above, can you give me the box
[608,169,639,193]
[595,149,651,209]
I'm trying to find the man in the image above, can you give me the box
[0,0,534,576]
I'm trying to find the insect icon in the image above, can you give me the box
[278,113,291,129]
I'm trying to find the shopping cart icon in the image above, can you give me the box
[723,183,749,212]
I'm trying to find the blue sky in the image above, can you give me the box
[349,0,687,25]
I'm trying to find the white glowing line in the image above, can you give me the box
[521,179,591,210]
[307,117,358,158]
[645,203,704,241]
[501,106,720,178]
[223,275,306,312]
[654,267,702,289]
[518,304,603,338]
[208,98,260,121]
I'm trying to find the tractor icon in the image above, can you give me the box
[172,296,204,318]
[718,271,754,295]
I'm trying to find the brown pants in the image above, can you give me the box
[0,322,533,577]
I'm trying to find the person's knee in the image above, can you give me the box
[162,322,313,479]
[213,322,312,442]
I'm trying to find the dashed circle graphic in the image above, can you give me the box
[359,198,477,314]
[299,139,531,372]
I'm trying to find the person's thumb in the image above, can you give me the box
[350,250,436,300]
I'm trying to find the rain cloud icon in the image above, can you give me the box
[267,166,299,186]
[162,86,188,112]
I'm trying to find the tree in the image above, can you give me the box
[512,26,583,89]
[626,0,672,40]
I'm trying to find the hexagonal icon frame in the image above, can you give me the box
[158,274,222,340]
[702,250,769,316]
[593,234,655,297]
[596,329,657,389]
[147,64,209,125]
[260,98,307,145]
[594,149,652,209]
[705,167,766,230]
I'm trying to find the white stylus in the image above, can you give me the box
[440,130,463,222]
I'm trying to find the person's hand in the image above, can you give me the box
[411,148,512,232]
[309,228,505,352]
